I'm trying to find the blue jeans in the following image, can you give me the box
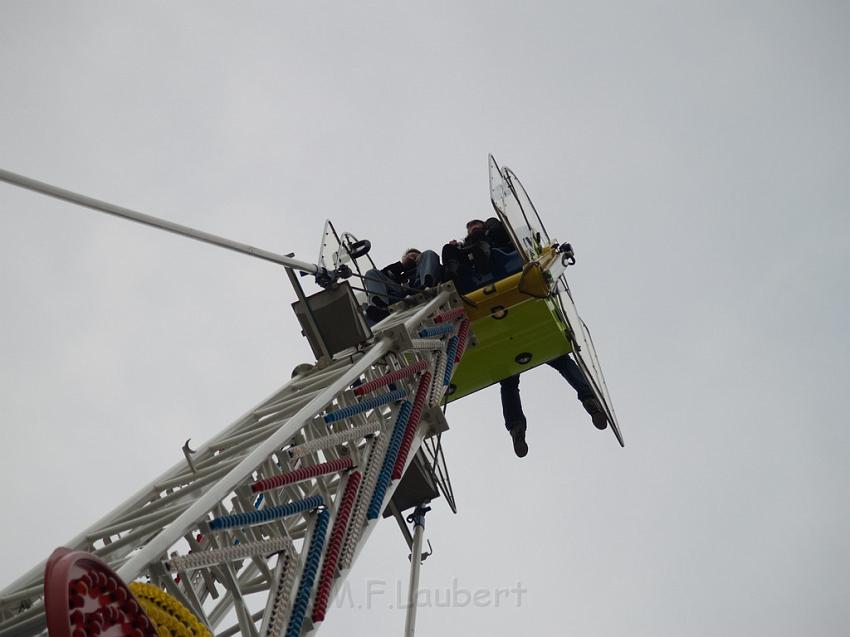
[500,354,594,430]
[412,250,441,289]
[364,250,441,307]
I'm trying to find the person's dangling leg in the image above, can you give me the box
[385,277,407,304]
[500,374,528,457]
[415,250,441,289]
[546,354,593,400]
[546,354,608,430]
[364,269,399,324]
[441,243,463,283]
[364,269,392,307]
[500,374,527,428]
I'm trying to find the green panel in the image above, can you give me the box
[448,297,572,402]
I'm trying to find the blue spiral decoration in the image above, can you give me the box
[367,401,413,520]
[254,493,264,509]
[209,495,324,531]
[443,336,459,386]
[323,388,407,423]
[286,508,330,637]
[418,324,454,338]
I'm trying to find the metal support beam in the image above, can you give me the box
[1,283,460,637]
[388,502,413,550]
[116,340,389,581]
[403,505,431,637]
[0,168,320,274]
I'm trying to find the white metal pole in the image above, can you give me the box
[403,506,430,637]
[0,168,320,274]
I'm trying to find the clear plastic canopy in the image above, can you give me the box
[489,154,622,445]
[488,155,552,261]
[317,219,375,277]
[555,277,622,445]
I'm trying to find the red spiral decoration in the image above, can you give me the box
[433,307,466,324]
[352,360,428,396]
[454,319,470,362]
[311,471,363,622]
[250,456,353,494]
[391,372,431,480]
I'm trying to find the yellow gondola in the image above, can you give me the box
[314,155,622,446]
[445,155,622,446]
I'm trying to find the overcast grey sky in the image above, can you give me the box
[1,2,848,635]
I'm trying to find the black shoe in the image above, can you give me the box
[508,423,528,457]
[582,398,608,430]
[366,305,390,323]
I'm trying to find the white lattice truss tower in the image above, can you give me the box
[0,288,464,637]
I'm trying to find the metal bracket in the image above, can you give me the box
[558,242,576,266]
[376,323,414,352]
[410,540,433,563]
[182,439,197,474]
[421,405,449,436]
[285,264,332,366]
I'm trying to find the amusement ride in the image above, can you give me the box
[0,155,622,637]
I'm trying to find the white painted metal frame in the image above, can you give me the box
[0,288,459,637]
[0,168,320,274]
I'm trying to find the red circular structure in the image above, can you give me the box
[44,547,158,637]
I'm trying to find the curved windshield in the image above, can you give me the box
[318,219,341,270]
[317,219,376,277]
[555,275,623,445]
[488,155,552,261]
[489,155,530,261]
[504,167,551,248]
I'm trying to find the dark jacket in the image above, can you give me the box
[380,260,418,287]
[464,217,514,252]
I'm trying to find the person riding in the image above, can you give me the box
[441,217,608,457]
[364,248,441,323]
[502,357,608,457]
[441,218,514,290]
